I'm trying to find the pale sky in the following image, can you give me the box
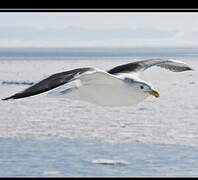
[0,12,198,47]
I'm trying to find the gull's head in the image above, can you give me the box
[125,78,160,98]
[136,81,160,98]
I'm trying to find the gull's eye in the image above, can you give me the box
[140,85,144,89]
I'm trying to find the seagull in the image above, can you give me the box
[2,58,193,107]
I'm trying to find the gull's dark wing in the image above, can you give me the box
[108,58,193,75]
[2,67,94,100]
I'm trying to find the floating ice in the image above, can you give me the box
[91,159,130,165]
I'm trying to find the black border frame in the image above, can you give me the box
[0,8,198,12]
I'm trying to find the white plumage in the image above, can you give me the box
[2,58,193,107]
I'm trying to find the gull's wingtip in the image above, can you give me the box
[176,59,194,71]
[184,66,194,71]
[189,67,195,71]
[2,96,14,101]
[2,98,11,101]
[182,66,194,72]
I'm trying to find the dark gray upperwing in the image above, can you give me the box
[107,59,193,75]
[2,67,94,100]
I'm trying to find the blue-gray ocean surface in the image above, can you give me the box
[0,47,198,177]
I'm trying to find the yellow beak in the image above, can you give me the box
[149,90,160,98]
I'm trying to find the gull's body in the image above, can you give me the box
[2,58,193,107]
[49,70,149,106]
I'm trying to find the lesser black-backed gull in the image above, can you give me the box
[2,58,193,106]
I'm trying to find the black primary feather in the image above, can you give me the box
[2,67,93,100]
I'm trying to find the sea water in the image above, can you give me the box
[0,47,198,177]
